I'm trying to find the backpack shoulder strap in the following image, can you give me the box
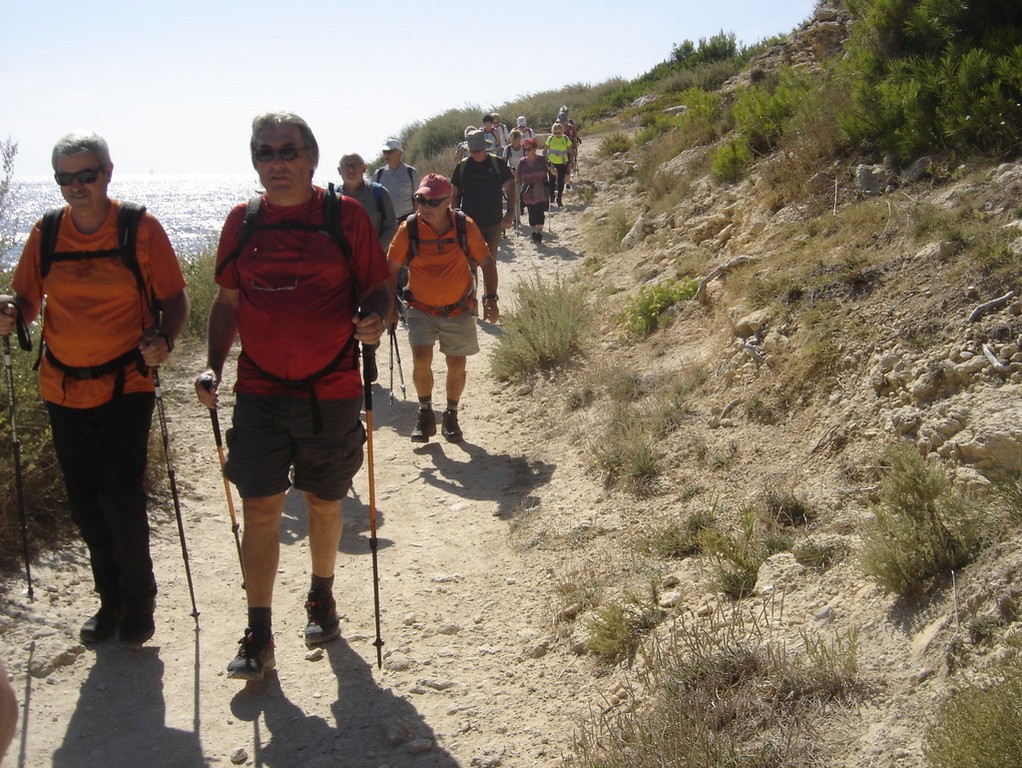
[39,208,65,278]
[215,196,262,277]
[115,202,151,308]
[406,165,414,186]
[405,213,420,264]
[454,210,470,260]
[373,168,384,183]
[370,182,385,218]
[324,183,352,262]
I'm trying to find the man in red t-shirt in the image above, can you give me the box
[195,112,392,682]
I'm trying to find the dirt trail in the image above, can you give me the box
[0,168,606,768]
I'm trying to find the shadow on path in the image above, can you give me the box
[229,637,459,768]
[50,636,205,768]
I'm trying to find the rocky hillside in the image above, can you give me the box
[517,5,1022,766]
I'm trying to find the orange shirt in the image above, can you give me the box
[14,201,186,408]
[387,211,490,308]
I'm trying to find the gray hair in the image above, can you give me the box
[51,131,112,171]
[250,111,319,169]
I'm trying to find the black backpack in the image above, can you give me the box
[216,183,352,277]
[213,185,359,432]
[400,210,475,317]
[37,203,156,389]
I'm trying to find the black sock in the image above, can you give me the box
[446,400,459,412]
[418,396,432,412]
[248,607,272,638]
[310,574,334,594]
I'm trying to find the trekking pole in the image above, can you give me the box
[201,377,245,588]
[389,328,406,403]
[362,339,384,669]
[152,367,199,623]
[0,297,33,601]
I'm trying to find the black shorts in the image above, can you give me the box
[225,393,365,501]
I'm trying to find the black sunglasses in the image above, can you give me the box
[253,145,307,163]
[54,168,101,186]
[415,195,449,208]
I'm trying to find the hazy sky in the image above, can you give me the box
[2,0,817,180]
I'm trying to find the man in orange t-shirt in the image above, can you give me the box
[0,131,188,648]
[387,173,498,443]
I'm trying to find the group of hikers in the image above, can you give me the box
[451,109,581,242]
[0,106,576,696]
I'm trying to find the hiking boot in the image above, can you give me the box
[531,231,540,243]
[227,628,276,681]
[120,614,156,646]
[304,590,340,647]
[80,606,123,645]
[441,409,463,443]
[411,409,436,443]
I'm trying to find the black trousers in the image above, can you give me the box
[47,392,157,617]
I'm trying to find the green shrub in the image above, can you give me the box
[179,246,219,341]
[859,444,984,596]
[598,131,632,156]
[710,137,753,182]
[489,275,590,382]
[924,664,1022,767]
[841,0,1022,163]
[641,511,717,559]
[617,279,698,337]
[700,509,766,599]
[585,589,667,663]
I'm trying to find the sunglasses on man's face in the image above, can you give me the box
[415,195,449,207]
[253,145,307,163]
[54,168,101,186]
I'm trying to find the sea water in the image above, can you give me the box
[4,173,279,265]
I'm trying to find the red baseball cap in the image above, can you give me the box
[415,173,453,199]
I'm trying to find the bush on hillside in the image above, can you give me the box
[489,275,590,382]
[860,444,984,596]
[924,664,1022,767]
[841,0,1022,162]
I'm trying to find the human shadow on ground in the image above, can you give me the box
[50,638,206,768]
[416,440,555,521]
[229,636,459,768]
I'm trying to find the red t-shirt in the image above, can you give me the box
[215,188,390,400]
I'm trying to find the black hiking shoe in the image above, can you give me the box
[120,614,156,646]
[80,606,123,645]
[411,409,436,443]
[304,590,340,647]
[441,409,463,443]
[227,628,275,681]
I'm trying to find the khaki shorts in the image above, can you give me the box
[406,306,479,357]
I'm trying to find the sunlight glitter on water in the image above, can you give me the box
[6,173,272,264]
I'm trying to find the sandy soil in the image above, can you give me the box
[0,172,602,768]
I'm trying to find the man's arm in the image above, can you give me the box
[140,289,189,367]
[194,286,239,408]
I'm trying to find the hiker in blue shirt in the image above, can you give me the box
[339,152,398,251]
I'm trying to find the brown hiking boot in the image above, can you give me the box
[411,409,436,443]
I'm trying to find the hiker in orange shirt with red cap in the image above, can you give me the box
[387,173,497,444]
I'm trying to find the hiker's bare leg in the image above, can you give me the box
[306,492,342,578]
[446,355,467,402]
[412,345,435,399]
[242,493,285,607]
